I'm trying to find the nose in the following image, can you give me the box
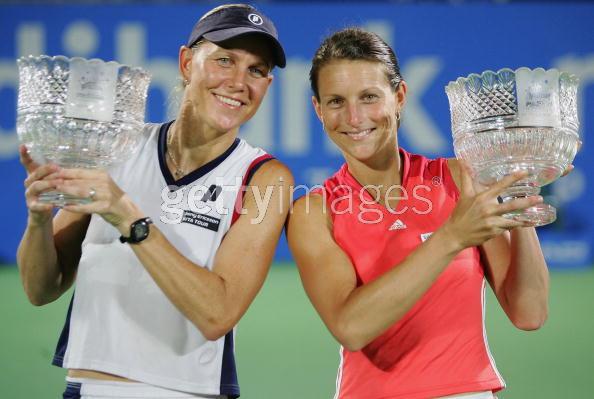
[346,103,362,127]
[226,67,248,92]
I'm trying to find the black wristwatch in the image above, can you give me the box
[119,217,153,244]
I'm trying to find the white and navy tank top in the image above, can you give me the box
[52,121,274,398]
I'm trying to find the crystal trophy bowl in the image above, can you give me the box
[445,67,580,226]
[17,55,151,205]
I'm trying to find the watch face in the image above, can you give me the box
[133,223,147,238]
[123,217,152,244]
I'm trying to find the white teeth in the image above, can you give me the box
[348,129,373,139]
[215,95,241,107]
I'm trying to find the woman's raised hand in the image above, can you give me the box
[443,160,542,251]
[19,145,60,224]
[54,168,134,228]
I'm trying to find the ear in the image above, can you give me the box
[179,45,193,82]
[265,73,274,90]
[395,80,408,111]
[312,96,324,124]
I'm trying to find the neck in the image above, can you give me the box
[167,120,238,178]
[345,146,403,206]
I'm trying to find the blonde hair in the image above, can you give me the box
[199,4,253,21]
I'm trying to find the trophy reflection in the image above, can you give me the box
[17,55,150,206]
[445,67,580,226]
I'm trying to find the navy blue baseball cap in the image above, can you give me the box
[187,5,286,68]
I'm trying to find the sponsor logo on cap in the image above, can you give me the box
[248,13,263,25]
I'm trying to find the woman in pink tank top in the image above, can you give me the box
[287,28,561,399]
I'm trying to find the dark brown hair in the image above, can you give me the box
[310,28,403,100]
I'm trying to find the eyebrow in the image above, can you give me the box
[321,94,345,102]
[212,49,272,70]
[321,87,382,98]
[253,60,272,70]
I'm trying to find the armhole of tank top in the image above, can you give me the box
[230,154,275,225]
[443,157,460,200]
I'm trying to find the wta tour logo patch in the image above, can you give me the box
[181,210,221,232]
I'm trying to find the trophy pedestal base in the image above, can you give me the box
[39,191,92,207]
[503,203,556,227]
[500,185,556,227]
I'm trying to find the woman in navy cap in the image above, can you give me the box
[18,4,291,399]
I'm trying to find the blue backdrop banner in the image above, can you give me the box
[1,3,593,267]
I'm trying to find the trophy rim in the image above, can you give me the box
[444,66,579,93]
[16,54,151,168]
[444,66,580,137]
[16,54,151,79]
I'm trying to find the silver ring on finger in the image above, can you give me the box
[88,187,97,201]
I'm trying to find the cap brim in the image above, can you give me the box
[203,28,286,68]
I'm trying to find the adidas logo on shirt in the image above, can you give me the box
[388,219,407,231]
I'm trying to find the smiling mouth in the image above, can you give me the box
[344,128,375,141]
[214,94,243,108]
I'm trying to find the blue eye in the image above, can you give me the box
[217,57,231,66]
[249,66,266,78]
[362,94,379,102]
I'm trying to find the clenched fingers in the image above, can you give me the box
[26,178,61,197]
[56,179,100,200]
[56,168,103,180]
[496,195,543,215]
[497,216,536,231]
[26,179,60,210]
[24,164,60,188]
[482,171,530,199]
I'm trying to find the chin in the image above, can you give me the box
[212,116,244,133]
[347,147,377,162]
